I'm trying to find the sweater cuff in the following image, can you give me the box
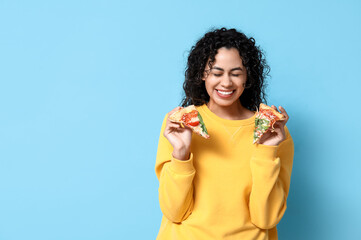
[170,153,195,174]
[253,143,278,161]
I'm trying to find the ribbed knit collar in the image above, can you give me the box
[197,104,256,127]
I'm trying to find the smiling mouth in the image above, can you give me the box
[217,90,234,95]
[216,89,235,98]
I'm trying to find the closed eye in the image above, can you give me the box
[213,74,241,77]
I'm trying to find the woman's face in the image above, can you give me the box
[202,47,247,109]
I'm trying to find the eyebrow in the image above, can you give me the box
[212,66,243,71]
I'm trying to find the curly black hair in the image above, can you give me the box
[180,27,270,111]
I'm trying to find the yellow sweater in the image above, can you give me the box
[155,104,294,240]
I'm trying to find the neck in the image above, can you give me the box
[207,101,250,120]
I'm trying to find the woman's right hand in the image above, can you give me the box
[163,107,192,160]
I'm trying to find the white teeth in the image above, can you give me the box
[217,90,233,95]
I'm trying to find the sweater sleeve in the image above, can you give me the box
[154,114,195,223]
[249,125,294,229]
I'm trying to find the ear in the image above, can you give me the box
[202,70,209,81]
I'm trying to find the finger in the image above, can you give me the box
[272,122,283,131]
[259,130,273,141]
[278,106,289,123]
[274,123,286,137]
[168,119,186,129]
[274,119,286,128]
[271,105,281,114]
[168,122,181,129]
[272,122,286,137]
[278,106,289,119]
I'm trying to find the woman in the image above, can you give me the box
[155,27,294,240]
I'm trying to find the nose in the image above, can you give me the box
[220,74,233,88]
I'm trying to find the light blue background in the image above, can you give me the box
[1,0,360,239]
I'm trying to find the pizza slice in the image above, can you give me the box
[253,103,286,144]
[169,105,210,139]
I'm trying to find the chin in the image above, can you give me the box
[213,93,240,107]
[212,95,241,107]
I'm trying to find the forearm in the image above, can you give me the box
[249,137,294,229]
[158,154,195,223]
[172,147,191,161]
[249,155,286,229]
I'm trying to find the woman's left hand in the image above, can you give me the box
[258,105,289,146]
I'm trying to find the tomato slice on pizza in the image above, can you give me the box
[253,103,286,144]
[169,105,210,139]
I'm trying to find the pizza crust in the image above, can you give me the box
[259,103,286,120]
[169,105,210,139]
